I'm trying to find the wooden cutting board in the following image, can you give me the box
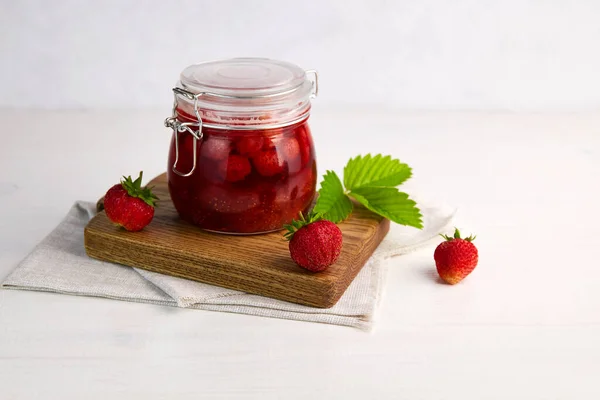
[84,173,389,308]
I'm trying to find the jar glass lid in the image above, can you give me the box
[180,58,309,98]
[172,58,317,128]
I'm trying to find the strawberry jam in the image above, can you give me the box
[165,58,318,234]
[167,120,317,233]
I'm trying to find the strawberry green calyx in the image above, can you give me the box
[283,212,322,241]
[121,171,159,207]
[440,227,476,242]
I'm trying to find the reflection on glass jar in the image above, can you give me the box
[165,58,318,234]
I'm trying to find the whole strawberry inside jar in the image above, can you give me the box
[165,58,318,234]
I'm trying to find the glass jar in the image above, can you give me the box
[164,58,318,234]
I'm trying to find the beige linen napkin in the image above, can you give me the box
[2,200,454,330]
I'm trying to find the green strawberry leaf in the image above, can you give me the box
[344,154,412,190]
[348,187,423,229]
[312,170,353,223]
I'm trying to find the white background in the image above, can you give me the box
[2,110,600,399]
[2,2,600,399]
[2,0,600,110]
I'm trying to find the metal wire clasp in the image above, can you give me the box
[306,70,319,98]
[164,88,204,177]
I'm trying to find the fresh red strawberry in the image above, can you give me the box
[104,171,159,232]
[284,213,343,272]
[434,228,479,284]
[236,136,264,155]
[251,149,284,177]
[222,154,252,182]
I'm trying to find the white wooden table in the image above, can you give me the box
[1,109,598,399]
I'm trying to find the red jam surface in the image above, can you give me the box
[167,109,317,234]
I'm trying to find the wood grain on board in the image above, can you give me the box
[85,173,389,308]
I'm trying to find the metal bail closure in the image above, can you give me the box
[306,70,319,98]
[164,88,204,177]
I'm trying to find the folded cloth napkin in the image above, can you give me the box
[2,200,455,330]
